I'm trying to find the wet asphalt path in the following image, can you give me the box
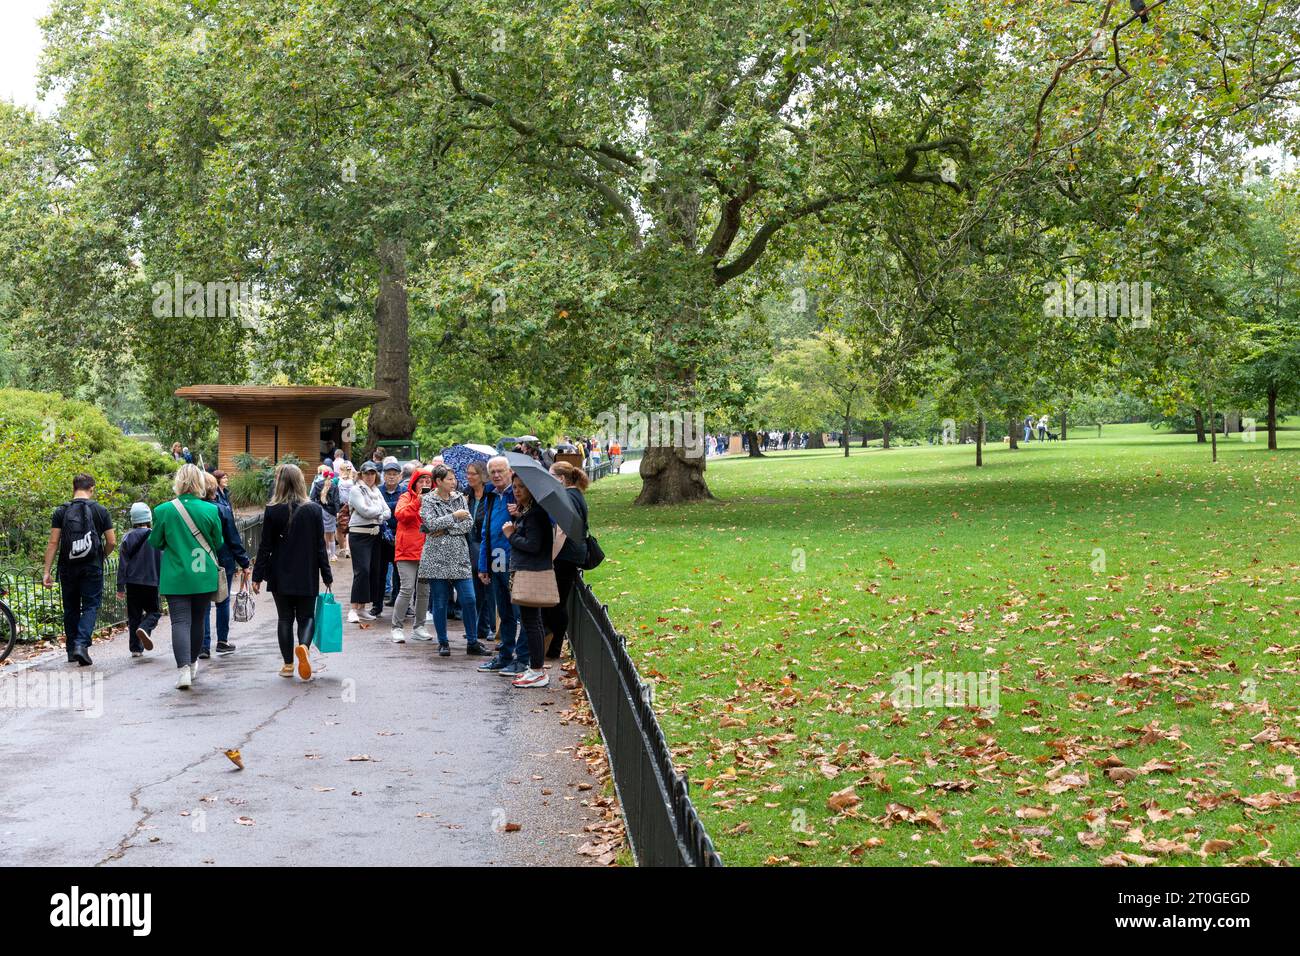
[0,564,599,866]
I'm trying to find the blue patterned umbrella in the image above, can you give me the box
[440,443,495,489]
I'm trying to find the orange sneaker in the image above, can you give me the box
[295,644,312,680]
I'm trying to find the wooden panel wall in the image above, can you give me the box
[214,404,324,474]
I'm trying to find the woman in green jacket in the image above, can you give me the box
[149,464,225,689]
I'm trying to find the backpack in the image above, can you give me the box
[60,499,102,565]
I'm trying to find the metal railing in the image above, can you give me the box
[567,578,722,867]
[586,447,642,483]
[1,514,263,644]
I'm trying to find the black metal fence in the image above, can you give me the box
[567,578,722,867]
[1,514,263,643]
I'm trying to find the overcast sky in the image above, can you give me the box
[0,0,54,113]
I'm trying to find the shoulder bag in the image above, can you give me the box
[173,497,228,603]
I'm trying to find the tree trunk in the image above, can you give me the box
[635,446,713,504]
[1268,387,1278,450]
[882,419,892,449]
[1007,415,1018,450]
[975,414,984,467]
[1193,409,1206,443]
[1060,407,1068,441]
[744,430,764,457]
[843,413,851,457]
[1209,400,1217,462]
[367,239,417,453]
[809,432,825,449]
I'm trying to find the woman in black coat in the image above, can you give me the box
[503,474,553,688]
[543,462,589,659]
[252,464,333,680]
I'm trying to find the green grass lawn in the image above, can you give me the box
[584,424,1300,866]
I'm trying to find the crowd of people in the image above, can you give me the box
[742,431,810,452]
[40,443,595,693]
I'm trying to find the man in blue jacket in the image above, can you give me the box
[377,457,407,612]
[476,456,522,674]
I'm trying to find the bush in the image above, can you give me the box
[227,453,305,507]
[227,470,269,508]
[0,389,174,563]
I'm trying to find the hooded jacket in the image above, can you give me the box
[394,468,432,562]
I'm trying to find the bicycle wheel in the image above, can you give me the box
[0,599,16,664]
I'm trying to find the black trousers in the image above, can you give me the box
[541,560,580,658]
[348,532,384,608]
[272,592,316,664]
[377,537,396,613]
[125,583,162,653]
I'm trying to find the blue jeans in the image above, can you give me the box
[488,570,520,661]
[430,578,479,647]
[1023,426,1031,442]
[59,563,103,653]
[202,566,237,650]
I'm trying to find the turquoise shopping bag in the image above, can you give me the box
[313,591,344,653]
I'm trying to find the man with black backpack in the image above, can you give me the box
[42,474,117,666]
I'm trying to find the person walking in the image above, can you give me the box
[346,461,390,624]
[212,470,232,507]
[41,474,116,667]
[464,460,494,646]
[149,464,224,689]
[1037,415,1049,442]
[251,463,332,680]
[476,456,522,674]
[390,467,432,643]
[503,473,553,688]
[543,462,589,660]
[115,502,162,658]
[419,465,483,657]
[200,471,251,658]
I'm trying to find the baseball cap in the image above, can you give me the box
[382,456,401,472]
[360,461,380,474]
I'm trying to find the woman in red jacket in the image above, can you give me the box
[390,467,432,643]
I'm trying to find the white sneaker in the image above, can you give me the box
[411,624,433,641]
[512,668,550,688]
[359,610,377,621]
[391,627,406,643]
[190,660,199,682]
[176,665,192,689]
[348,609,361,624]
[131,651,143,658]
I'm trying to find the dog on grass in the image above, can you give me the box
[1046,431,1060,442]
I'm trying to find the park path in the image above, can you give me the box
[0,560,601,866]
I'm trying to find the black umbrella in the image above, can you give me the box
[504,451,584,542]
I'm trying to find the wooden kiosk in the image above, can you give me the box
[175,385,389,473]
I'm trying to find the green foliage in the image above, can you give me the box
[227,453,306,507]
[0,388,174,560]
